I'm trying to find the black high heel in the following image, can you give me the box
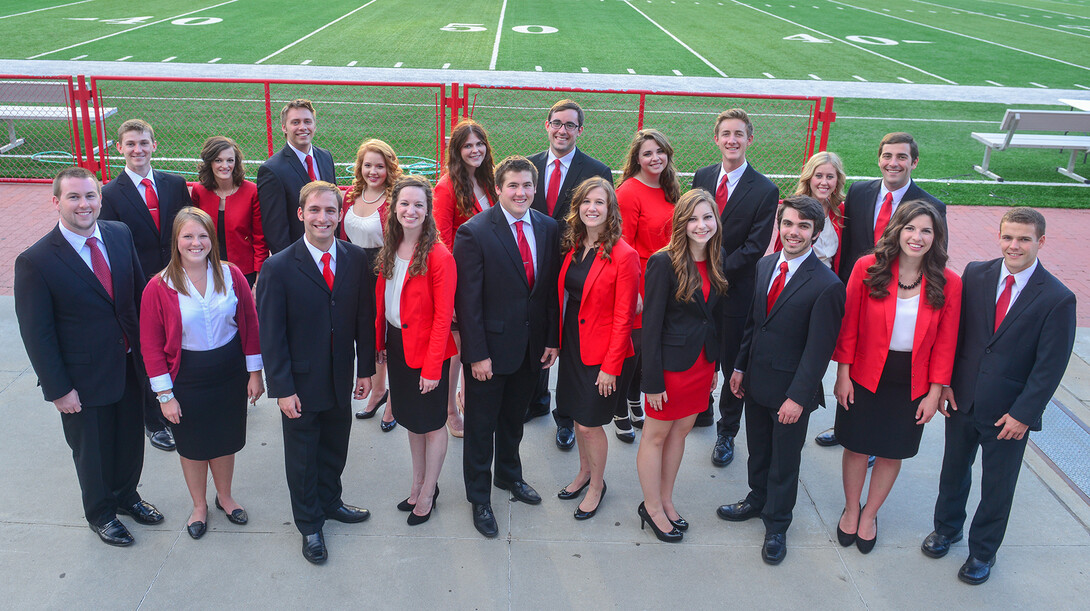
[669,512,689,532]
[397,484,438,512]
[574,482,605,520]
[355,390,389,419]
[558,479,590,500]
[638,502,682,542]
[856,507,877,554]
[837,505,859,547]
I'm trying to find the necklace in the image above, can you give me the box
[360,189,384,205]
[898,272,922,290]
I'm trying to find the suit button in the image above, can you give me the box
[525,321,530,326]
[330,300,335,306]
[702,320,707,324]
[985,348,991,354]
[761,326,767,331]
[580,319,586,324]
[118,338,124,344]
[402,323,409,328]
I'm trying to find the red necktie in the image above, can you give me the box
[306,154,317,181]
[141,178,160,231]
[994,275,1015,332]
[715,174,729,215]
[515,220,534,289]
[321,252,334,290]
[874,192,893,244]
[766,261,789,314]
[546,159,562,216]
[86,236,113,299]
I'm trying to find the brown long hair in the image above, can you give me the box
[376,175,439,279]
[864,199,947,309]
[663,189,728,302]
[162,207,226,297]
[446,118,496,218]
[346,139,402,202]
[561,177,623,261]
[619,129,681,204]
[197,136,245,191]
[793,151,845,226]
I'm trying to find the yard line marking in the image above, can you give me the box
[28,0,238,59]
[731,1,956,83]
[394,62,402,68]
[624,1,728,77]
[489,0,509,70]
[255,1,378,64]
[853,75,867,81]
[986,79,1004,86]
[301,59,311,65]
[828,0,1090,73]
[0,0,94,20]
[1029,81,1048,88]
[673,69,684,75]
[71,54,87,60]
[347,61,357,67]
[908,0,1090,38]
[809,73,821,80]
[763,72,775,78]
[897,76,913,83]
[975,0,1090,21]
[1075,84,1090,90]
[209,57,222,63]
[116,55,131,61]
[442,63,451,69]
[161,56,176,63]
[582,67,590,72]
[627,68,636,74]
[903,40,931,43]
[535,65,542,72]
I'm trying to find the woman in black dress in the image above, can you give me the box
[374,176,458,525]
[555,177,641,520]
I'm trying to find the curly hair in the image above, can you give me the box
[446,118,496,219]
[560,177,623,261]
[664,189,728,302]
[864,199,948,309]
[345,139,402,202]
[619,129,680,204]
[793,151,845,226]
[376,175,439,279]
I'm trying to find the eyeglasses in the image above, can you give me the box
[548,120,581,132]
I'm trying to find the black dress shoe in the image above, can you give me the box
[574,482,605,520]
[356,390,389,419]
[215,497,248,525]
[326,504,370,523]
[629,399,644,430]
[147,427,176,451]
[187,520,206,540]
[555,426,575,450]
[557,479,590,500]
[117,500,164,525]
[90,519,133,546]
[856,513,878,554]
[302,531,327,564]
[694,409,715,428]
[922,530,963,559]
[814,427,838,447]
[669,513,689,531]
[398,485,439,512]
[472,503,498,538]
[711,435,735,467]
[495,479,541,505]
[637,502,683,542]
[523,404,550,423]
[762,533,787,565]
[380,417,398,432]
[958,554,995,585]
[717,499,760,522]
[613,417,635,443]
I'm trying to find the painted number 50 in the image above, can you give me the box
[441,23,487,32]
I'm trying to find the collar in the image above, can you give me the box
[776,248,812,275]
[499,204,531,228]
[288,142,314,166]
[878,181,911,204]
[546,147,577,169]
[717,160,748,187]
[303,235,336,265]
[124,166,154,188]
[1000,257,1038,290]
[58,220,103,253]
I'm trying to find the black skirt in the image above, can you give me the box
[171,334,248,461]
[386,324,451,434]
[834,350,925,460]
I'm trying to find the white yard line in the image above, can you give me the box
[27,0,237,59]
[909,0,1090,38]
[974,0,1090,21]
[731,0,957,84]
[624,0,728,77]
[489,0,509,70]
[828,0,1090,73]
[0,0,94,20]
[986,79,1004,86]
[255,1,379,64]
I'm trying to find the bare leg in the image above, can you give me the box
[413,428,448,516]
[367,361,388,409]
[179,456,210,525]
[446,332,464,434]
[208,454,241,512]
[577,424,609,513]
[660,414,696,520]
[840,449,871,535]
[858,457,901,539]
[564,425,592,493]
[636,417,675,532]
[406,431,427,504]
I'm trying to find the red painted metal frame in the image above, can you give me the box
[0,74,81,172]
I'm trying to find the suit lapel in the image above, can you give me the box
[754,256,775,324]
[294,239,332,294]
[491,206,529,288]
[530,210,549,294]
[723,166,754,222]
[283,145,311,184]
[981,259,1002,334]
[115,172,159,234]
[768,253,815,320]
[556,150,586,217]
[50,226,113,302]
[993,264,1045,341]
[330,240,352,296]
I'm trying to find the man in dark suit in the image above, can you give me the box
[815,131,946,448]
[100,119,190,452]
[256,181,376,564]
[525,99,613,450]
[922,208,1075,585]
[719,196,846,565]
[258,99,337,254]
[15,167,164,547]
[454,155,561,538]
[691,108,779,467]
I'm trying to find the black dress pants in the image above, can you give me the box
[282,405,352,535]
[743,398,811,535]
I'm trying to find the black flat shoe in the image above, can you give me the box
[215,497,248,525]
[613,417,635,443]
[472,503,498,538]
[356,390,389,419]
[398,485,439,512]
[495,479,541,504]
[117,500,164,525]
[326,504,370,523]
[380,417,398,432]
[922,530,963,559]
[187,520,206,540]
[574,482,606,520]
[302,531,326,564]
[958,554,995,585]
[557,479,590,500]
[856,512,877,554]
[638,502,682,542]
[837,506,859,547]
[90,519,133,546]
[669,513,689,532]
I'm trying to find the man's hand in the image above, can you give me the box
[938,386,958,417]
[540,347,558,369]
[354,377,372,401]
[53,388,81,414]
[995,413,1029,441]
[278,394,302,419]
[471,359,493,381]
[778,398,804,424]
[729,371,744,398]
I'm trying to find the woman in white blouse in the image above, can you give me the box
[777,152,846,272]
[140,208,264,539]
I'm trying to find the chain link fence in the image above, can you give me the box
[0,76,82,181]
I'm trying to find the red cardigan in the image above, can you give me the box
[832,254,961,400]
[557,239,640,376]
[190,181,267,275]
[140,263,261,383]
[434,173,490,248]
[375,243,458,380]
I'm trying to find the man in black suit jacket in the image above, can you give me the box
[258,99,337,254]
[691,108,780,468]
[525,99,613,449]
[922,208,1075,585]
[454,155,561,538]
[719,196,845,565]
[99,119,190,452]
[15,167,163,547]
[256,181,376,564]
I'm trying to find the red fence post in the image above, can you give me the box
[64,76,83,169]
[637,93,646,131]
[264,82,274,157]
[74,75,99,174]
[817,97,835,153]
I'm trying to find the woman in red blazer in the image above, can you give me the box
[190,136,267,285]
[554,177,640,520]
[832,200,961,554]
[375,176,458,526]
[140,207,264,539]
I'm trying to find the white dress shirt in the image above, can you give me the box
[499,205,537,274]
[997,258,1039,316]
[287,142,315,169]
[303,235,336,275]
[889,294,919,352]
[58,221,109,272]
[544,147,577,197]
[874,182,911,231]
[716,160,749,199]
[767,248,812,294]
[384,255,410,327]
[124,166,155,205]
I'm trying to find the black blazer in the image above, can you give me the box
[641,250,724,394]
[14,221,145,406]
[256,238,376,412]
[257,144,337,254]
[950,258,1076,431]
[735,251,845,412]
[839,179,946,284]
[100,169,189,279]
[529,148,613,222]
[453,204,560,375]
[692,162,779,317]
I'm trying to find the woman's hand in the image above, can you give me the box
[596,371,617,397]
[646,391,666,411]
[419,376,439,394]
[834,365,854,409]
[247,372,265,405]
[916,384,942,424]
[160,396,181,425]
[377,349,387,365]
[635,294,644,315]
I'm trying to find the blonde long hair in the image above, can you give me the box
[162,207,225,297]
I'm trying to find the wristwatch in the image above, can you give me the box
[157,392,175,404]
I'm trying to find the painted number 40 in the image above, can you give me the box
[783,33,927,45]
[441,23,558,34]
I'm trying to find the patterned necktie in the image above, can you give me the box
[874,191,893,244]
[306,154,317,181]
[994,275,1015,332]
[546,159,562,216]
[321,252,334,290]
[766,261,789,314]
[140,178,159,231]
[86,236,113,299]
[715,174,729,215]
[515,220,535,289]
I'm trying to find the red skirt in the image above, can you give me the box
[646,348,715,421]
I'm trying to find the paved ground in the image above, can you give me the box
[2,183,1089,608]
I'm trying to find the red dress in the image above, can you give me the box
[617,177,673,328]
[648,260,715,421]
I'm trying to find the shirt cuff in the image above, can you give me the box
[149,373,173,393]
[246,354,263,372]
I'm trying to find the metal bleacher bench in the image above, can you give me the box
[0,81,118,154]
[971,109,1090,183]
